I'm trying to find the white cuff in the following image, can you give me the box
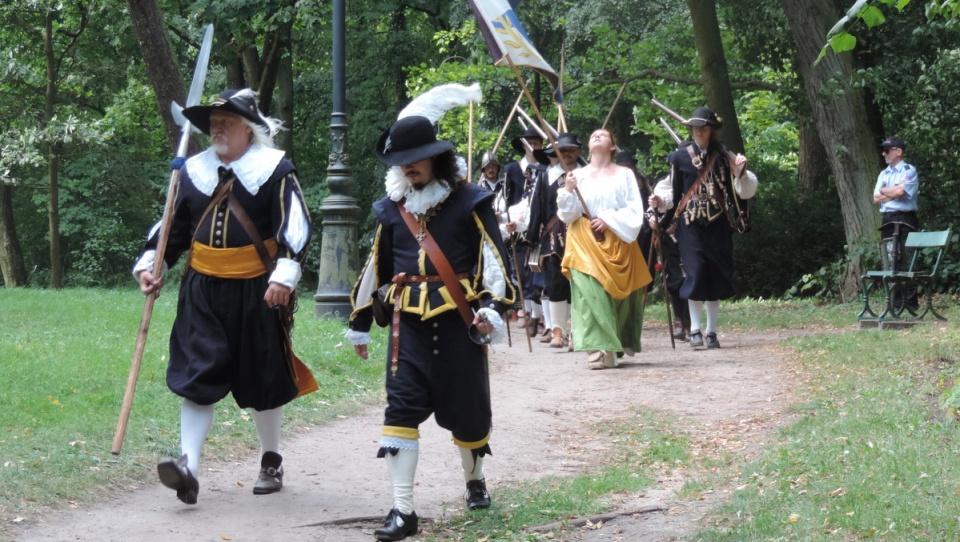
[345,329,371,346]
[478,307,506,344]
[268,258,302,290]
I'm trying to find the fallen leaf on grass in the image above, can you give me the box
[68,440,85,447]
[829,487,847,497]
[786,513,800,523]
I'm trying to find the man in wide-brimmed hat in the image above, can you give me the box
[347,108,516,541]
[501,126,550,337]
[873,135,920,309]
[664,105,756,350]
[133,88,313,505]
[525,132,584,349]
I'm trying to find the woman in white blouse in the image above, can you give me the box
[558,129,652,369]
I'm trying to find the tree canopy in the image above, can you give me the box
[1,0,958,299]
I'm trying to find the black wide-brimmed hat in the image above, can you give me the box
[183,89,270,135]
[555,132,583,149]
[615,150,638,166]
[682,107,722,129]
[375,116,456,166]
[510,126,545,155]
[879,135,906,150]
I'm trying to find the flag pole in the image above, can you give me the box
[557,37,568,133]
[492,89,524,156]
[468,101,474,180]
[502,54,597,229]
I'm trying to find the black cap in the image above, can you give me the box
[615,150,638,166]
[554,132,582,149]
[510,126,545,155]
[682,106,722,129]
[182,89,270,135]
[879,136,906,151]
[374,116,456,166]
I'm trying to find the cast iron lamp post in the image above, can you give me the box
[314,0,359,319]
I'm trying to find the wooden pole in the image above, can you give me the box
[602,81,629,131]
[502,54,595,222]
[468,101,474,181]
[492,90,525,156]
[504,55,604,244]
[112,166,182,455]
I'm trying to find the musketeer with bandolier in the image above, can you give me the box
[346,84,515,542]
[664,106,756,350]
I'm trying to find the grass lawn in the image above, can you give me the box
[0,287,385,535]
[3,288,959,541]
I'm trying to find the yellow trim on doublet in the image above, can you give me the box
[453,430,491,450]
[382,425,420,440]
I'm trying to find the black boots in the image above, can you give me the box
[374,508,419,541]
[157,454,199,505]
[253,451,284,495]
[465,479,491,510]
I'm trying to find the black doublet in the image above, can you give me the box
[141,158,310,410]
[527,170,571,302]
[667,141,736,301]
[349,182,515,449]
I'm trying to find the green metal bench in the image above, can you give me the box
[858,229,952,322]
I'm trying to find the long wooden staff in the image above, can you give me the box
[502,55,598,232]
[112,25,214,455]
[505,207,532,353]
[651,229,676,349]
[492,90,525,156]
[467,101,474,180]
[602,81,629,131]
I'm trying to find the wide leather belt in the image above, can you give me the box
[388,272,470,375]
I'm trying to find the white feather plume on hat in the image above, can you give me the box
[397,83,482,122]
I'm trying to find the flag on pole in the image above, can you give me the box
[469,0,563,104]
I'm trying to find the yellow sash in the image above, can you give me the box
[560,218,651,299]
[189,239,277,279]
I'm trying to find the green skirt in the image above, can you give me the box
[570,269,645,353]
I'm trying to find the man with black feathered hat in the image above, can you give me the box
[346,84,516,542]
[133,88,313,505]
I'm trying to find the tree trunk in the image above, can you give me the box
[797,116,830,194]
[686,0,745,154]
[276,41,294,156]
[782,0,881,300]
[0,185,27,287]
[126,0,185,151]
[44,6,63,289]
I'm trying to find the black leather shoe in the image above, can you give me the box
[465,479,491,510]
[253,451,284,495]
[157,454,199,505]
[689,331,704,347]
[705,332,721,349]
[374,508,419,541]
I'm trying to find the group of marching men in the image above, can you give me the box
[133,83,757,542]
[474,107,758,357]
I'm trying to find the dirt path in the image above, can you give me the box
[14,324,801,542]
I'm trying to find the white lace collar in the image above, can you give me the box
[383,166,452,217]
[185,144,286,196]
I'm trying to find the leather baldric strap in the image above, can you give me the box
[397,204,476,330]
[674,145,719,218]
[208,178,317,398]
